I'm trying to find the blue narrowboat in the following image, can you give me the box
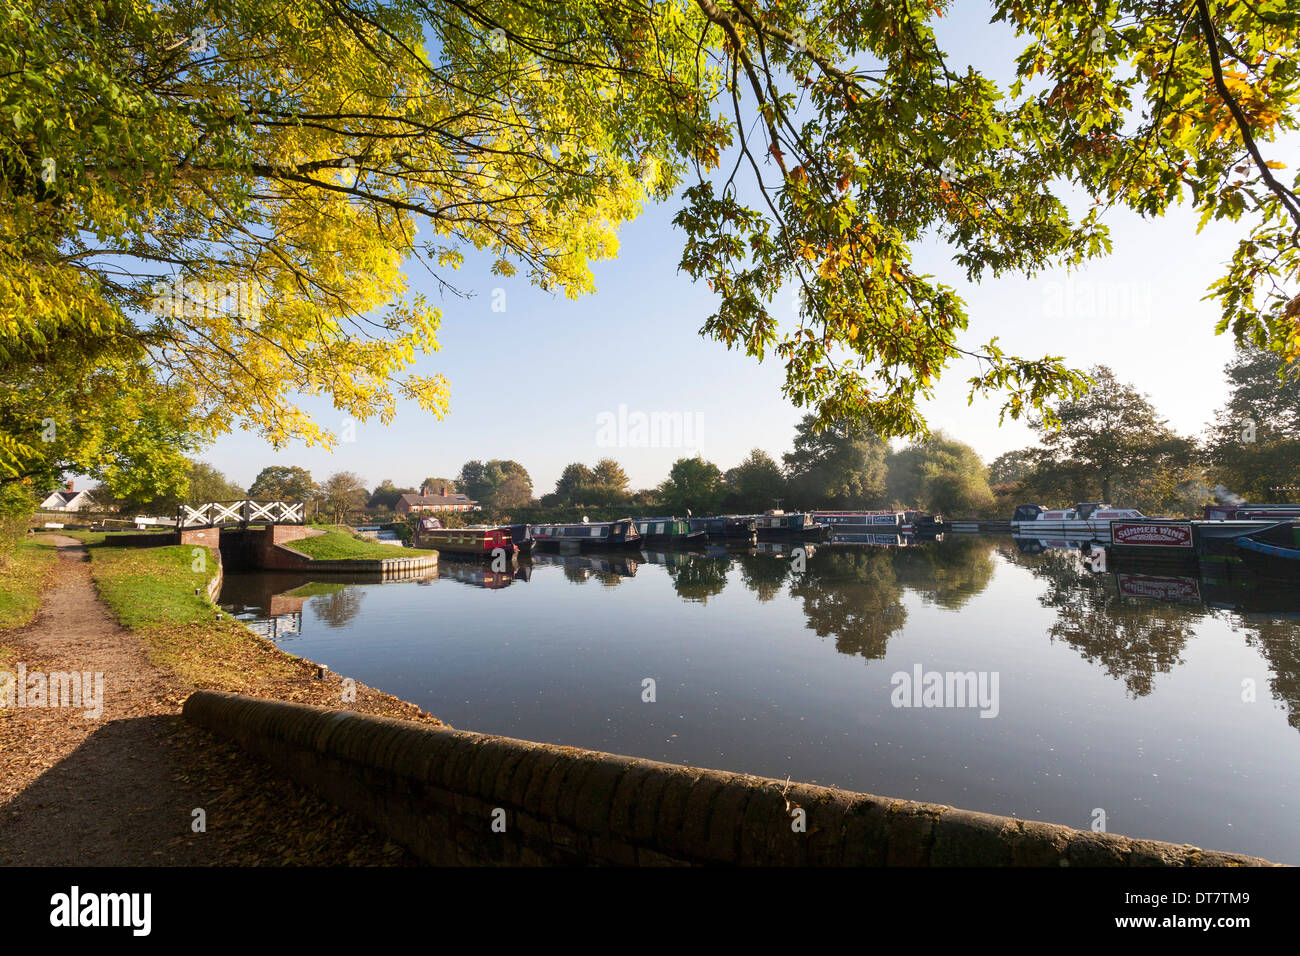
[1235,520,1300,563]
[530,518,643,550]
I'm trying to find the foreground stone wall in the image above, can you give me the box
[183,691,1277,867]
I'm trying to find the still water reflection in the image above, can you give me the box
[219,536,1300,862]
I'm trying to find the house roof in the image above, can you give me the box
[41,489,93,505]
[397,492,477,507]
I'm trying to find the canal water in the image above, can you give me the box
[218,535,1300,862]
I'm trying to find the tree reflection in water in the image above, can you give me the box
[733,551,792,602]
[667,554,729,603]
[1240,617,1300,731]
[309,585,365,627]
[789,549,907,660]
[892,537,996,610]
[1001,543,1199,698]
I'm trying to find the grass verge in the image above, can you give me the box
[0,538,59,631]
[83,541,438,724]
[87,543,303,691]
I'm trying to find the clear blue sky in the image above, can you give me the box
[200,3,1288,495]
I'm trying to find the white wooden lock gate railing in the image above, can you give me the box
[176,500,306,528]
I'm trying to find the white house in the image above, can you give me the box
[39,481,95,512]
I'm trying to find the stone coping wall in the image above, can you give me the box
[264,547,439,575]
[182,691,1278,867]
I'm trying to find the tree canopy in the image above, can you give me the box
[659,456,725,513]
[368,479,417,510]
[782,414,888,507]
[1205,345,1300,500]
[5,1,1298,498]
[248,465,318,502]
[319,470,369,524]
[887,432,994,514]
[458,459,532,507]
[723,447,786,512]
[1000,365,1208,513]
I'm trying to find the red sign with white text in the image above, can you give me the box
[1111,521,1194,548]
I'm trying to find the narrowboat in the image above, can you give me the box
[1205,502,1300,521]
[1235,520,1300,563]
[633,516,707,545]
[1010,502,1148,541]
[507,523,535,555]
[902,510,945,533]
[416,519,515,557]
[814,511,906,531]
[689,515,758,539]
[530,517,643,550]
[750,510,827,540]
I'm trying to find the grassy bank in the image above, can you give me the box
[289,526,433,561]
[88,543,303,691]
[0,538,58,631]
[82,540,437,723]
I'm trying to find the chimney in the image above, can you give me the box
[65,479,74,492]
[439,486,447,497]
[419,485,427,497]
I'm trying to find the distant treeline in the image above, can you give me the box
[83,347,1300,525]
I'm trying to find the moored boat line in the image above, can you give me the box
[531,517,643,549]
[404,497,1298,572]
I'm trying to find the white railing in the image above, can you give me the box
[177,500,306,528]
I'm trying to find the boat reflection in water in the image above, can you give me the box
[1013,536,1300,617]
[530,550,638,582]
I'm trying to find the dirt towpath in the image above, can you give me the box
[0,537,417,865]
